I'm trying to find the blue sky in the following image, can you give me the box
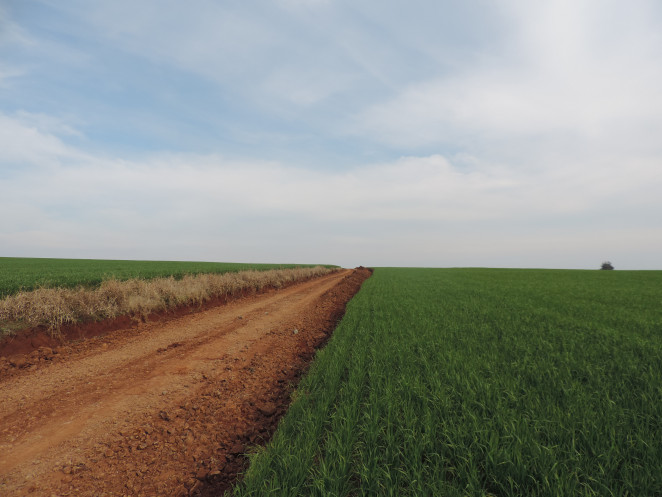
[1,0,661,268]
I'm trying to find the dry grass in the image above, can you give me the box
[0,266,335,335]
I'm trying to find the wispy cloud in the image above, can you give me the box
[354,0,662,152]
[0,113,84,168]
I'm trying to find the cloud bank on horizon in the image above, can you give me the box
[1,0,661,269]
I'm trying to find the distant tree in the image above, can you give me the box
[601,261,614,270]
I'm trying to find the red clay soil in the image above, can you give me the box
[0,267,371,496]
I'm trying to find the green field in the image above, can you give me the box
[0,257,333,298]
[233,268,662,496]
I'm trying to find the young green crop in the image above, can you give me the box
[0,257,335,298]
[233,268,662,496]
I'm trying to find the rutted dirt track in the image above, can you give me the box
[0,268,371,496]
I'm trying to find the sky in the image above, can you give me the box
[1,0,661,269]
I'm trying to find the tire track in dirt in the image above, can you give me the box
[0,267,371,496]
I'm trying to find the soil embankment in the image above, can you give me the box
[0,267,371,496]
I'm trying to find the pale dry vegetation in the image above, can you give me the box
[0,266,334,334]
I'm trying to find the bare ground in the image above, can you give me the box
[0,267,371,496]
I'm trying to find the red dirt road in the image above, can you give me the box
[0,268,370,496]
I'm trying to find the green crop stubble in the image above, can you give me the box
[233,268,662,497]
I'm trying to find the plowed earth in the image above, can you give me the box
[0,268,371,496]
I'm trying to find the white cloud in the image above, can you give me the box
[0,113,84,167]
[0,65,25,87]
[354,0,662,152]
[2,120,660,268]
[276,0,331,9]
[0,10,35,47]
[61,2,297,85]
[0,8,33,88]
[13,111,83,137]
[40,0,418,111]
[260,65,357,107]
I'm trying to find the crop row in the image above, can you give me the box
[233,268,662,496]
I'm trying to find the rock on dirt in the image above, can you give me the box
[257,402,277,417]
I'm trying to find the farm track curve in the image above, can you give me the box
[0,267,371,496]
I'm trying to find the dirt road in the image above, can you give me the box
[0,268,370,496]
